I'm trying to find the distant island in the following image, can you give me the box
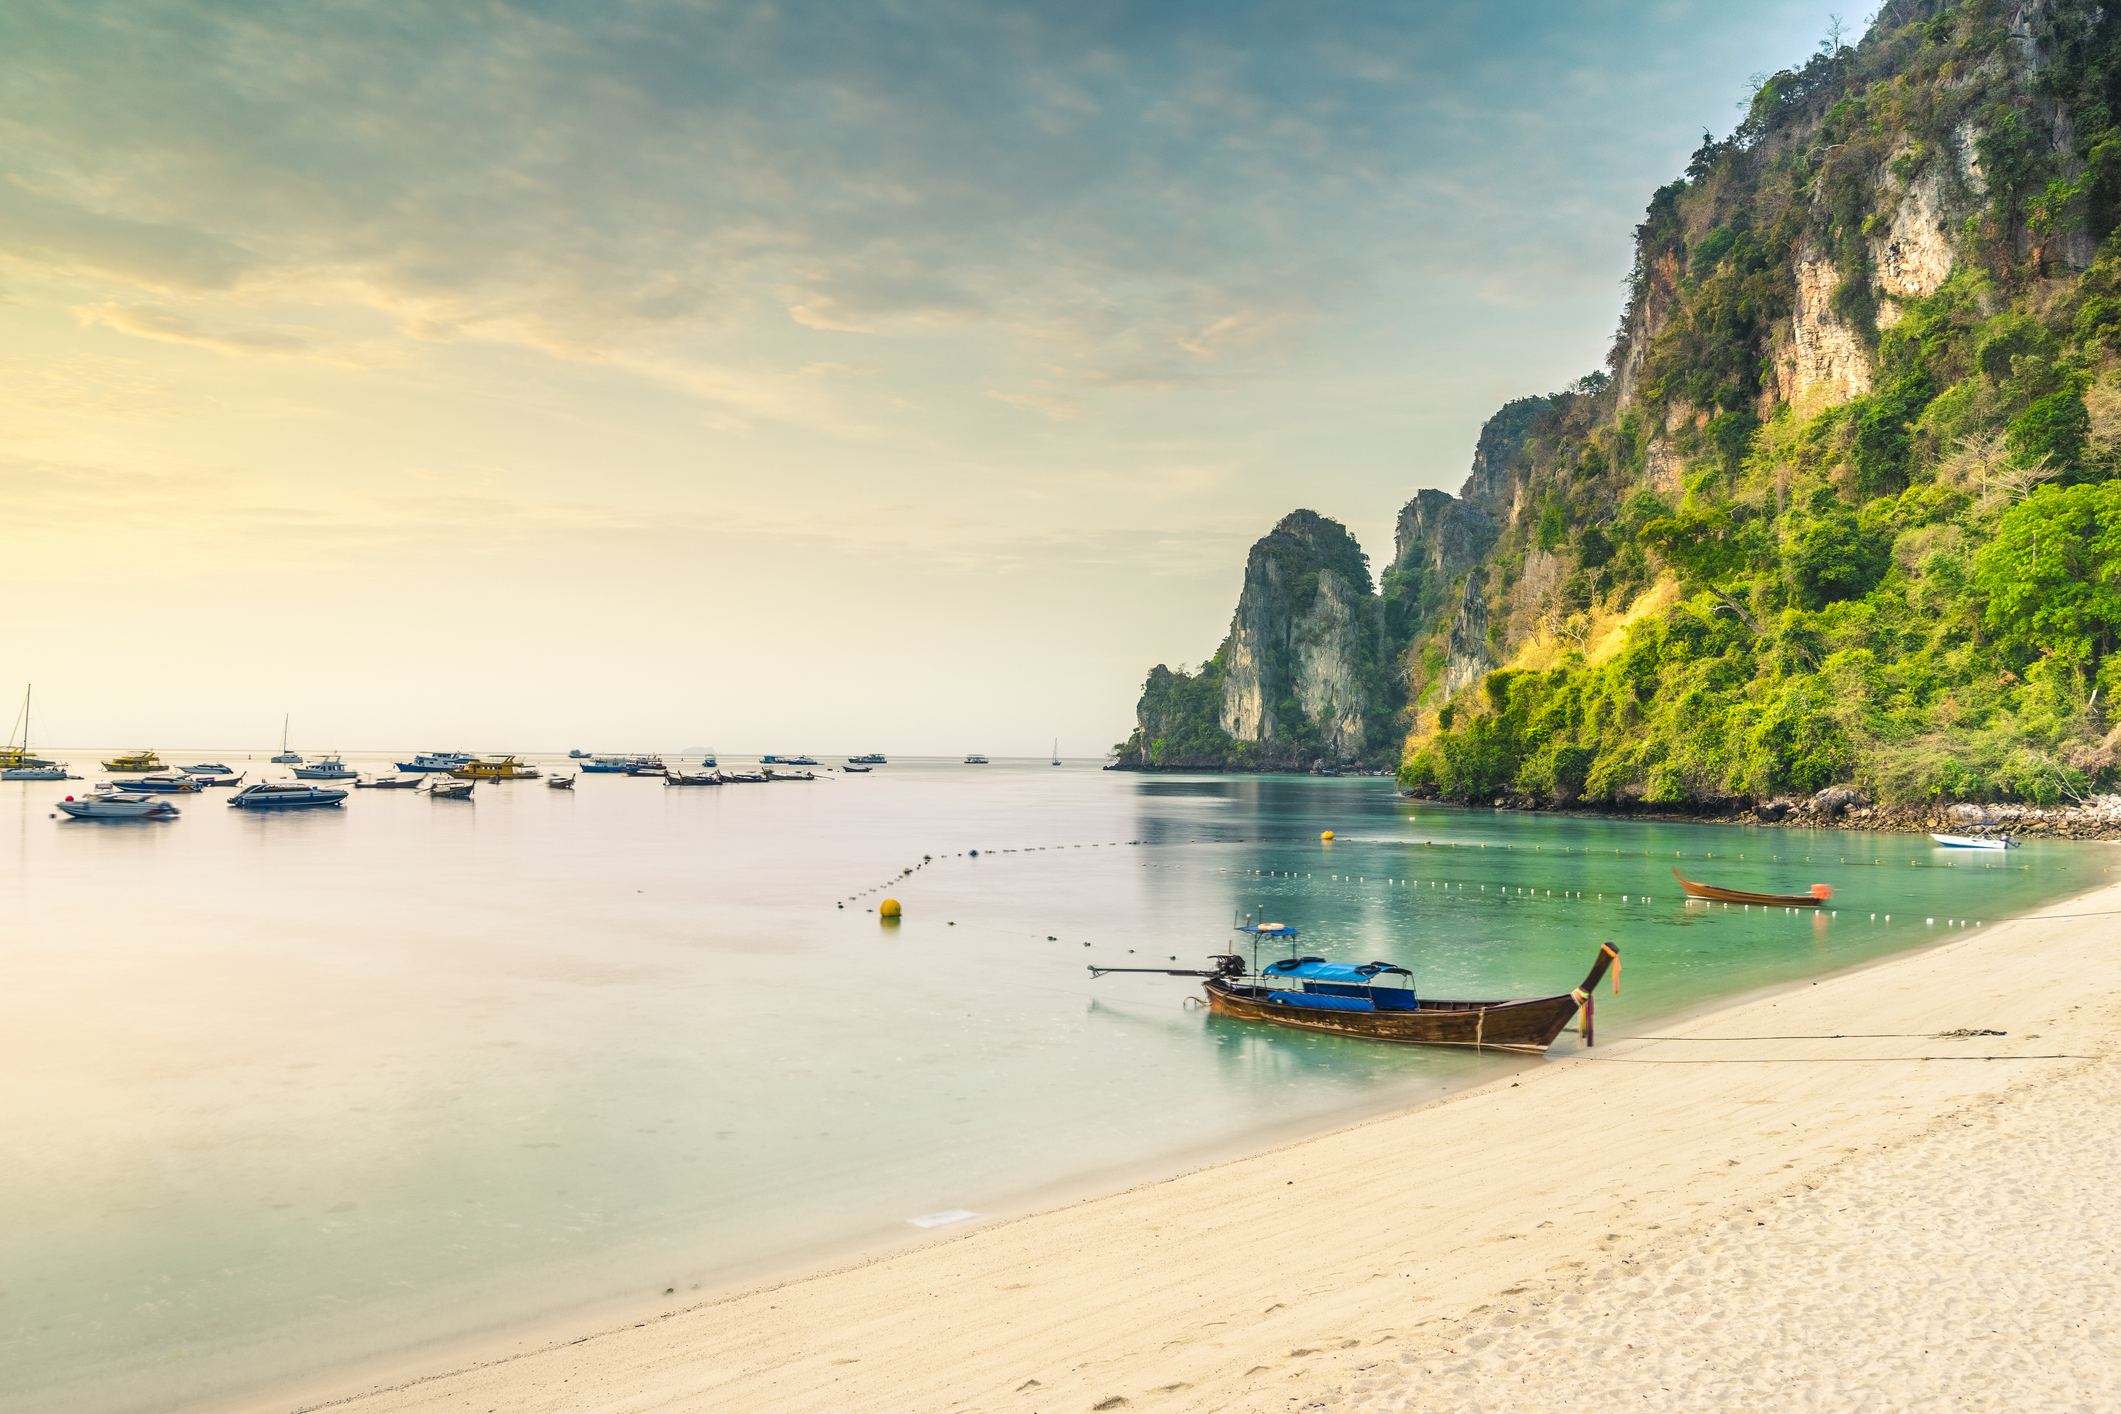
[1117,6,2121,831]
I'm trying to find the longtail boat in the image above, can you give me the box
[1671,866,1830,907]
[1091,927,1619,1053]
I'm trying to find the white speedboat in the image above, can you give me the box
[180,762,236,775]
[396,751,477,772]
[4,765,77,780]
[57,790,180,819]
[292,756,359,780]
[228,781,348,809]
[126,772,205,793]
[1930,832,2017,849]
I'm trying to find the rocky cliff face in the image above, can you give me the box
[1392,489,1496,583]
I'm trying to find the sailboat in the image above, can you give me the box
[2,678,59,767]
[272,714,303,764]
[2,684,72,778]
[1051,737,1061,766]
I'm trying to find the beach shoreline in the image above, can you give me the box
[266,864,2120,1414]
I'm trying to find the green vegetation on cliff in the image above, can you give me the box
[1403,0,2121,809]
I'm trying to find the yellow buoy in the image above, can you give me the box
[1320,830,1334,841]
[879,898,902,918]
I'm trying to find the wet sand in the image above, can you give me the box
[297,883,2120,1414]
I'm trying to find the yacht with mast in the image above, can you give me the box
[2,684,68,776]
[272,715,303,763]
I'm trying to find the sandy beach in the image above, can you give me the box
[301,882,2121,1414]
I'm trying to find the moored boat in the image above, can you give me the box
[4,765,77,780]
[353,776,421,789]
[848,753,886,765]
[228,781,348,808]
[180,762,236,775]
[272,713,303,763]
[1930,831,2018,849]
[394,751,477,772]
[763,767,816,781]
[963,753,989,764]
[720,770,767,783]
[1092,925,1621,1053]
[547,774,576,789]
[3,684,57,768]
[124,771,205,793]
[293,756,359,780]
[665,769,720,785]
[568,749,590,758]
[1671,867,1831,907]
[841,764,872,773]
[449,755,540,780]
[626,762,669,776]
[426,777,475,799]
[102,749,163,772]
[57,789,180,819]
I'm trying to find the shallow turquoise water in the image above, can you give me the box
[0,760,2098,1412]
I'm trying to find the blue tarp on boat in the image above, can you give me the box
[1262,958,1411,985]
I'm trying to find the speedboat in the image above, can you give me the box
[180,762,236,775]
[578,755,651,773]
[394,751,477,772]
[102,750,163,772]
[126,771,205,793]
[427,778,475,799]
[1930,831,2018,849]
[848,753,886,765]
[293,756,359,780]
[5,764,77,780]
[228,781,348,808]
[185,765,245,787]
[963,753,989,764]
[57,789,181,819]
[448,755,540,780]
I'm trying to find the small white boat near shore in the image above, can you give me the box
[1930,831,2018,850]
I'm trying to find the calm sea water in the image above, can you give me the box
[1,756,2099,1413]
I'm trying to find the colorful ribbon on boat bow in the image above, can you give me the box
[1571,987,1594,1046]
[1602,941,1620,994]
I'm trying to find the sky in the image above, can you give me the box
[4,0,1856,755]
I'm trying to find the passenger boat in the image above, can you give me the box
[125,771,205,793]
[353,776,421,789]
[578,756,631,773]
[1671,867,1831,907]
[448,755,540,780]
[848,753,886,764]
[963,753,989,764]
[626,762,669,776]
[427,778,475,799]
[1930,831,2018,849]
[547,774,576,789]
[228,781,348,808]
[102,749,164,772]
[57,789,180,819]
[292,756,359,780]
[272,714,303,764]
[394,751,478,772]
[1093,925,1621,1053]
[665,769,720,785]
[761,753,817,766]
[568,749,590,758]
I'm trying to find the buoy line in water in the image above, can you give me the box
[832,831,2042,912]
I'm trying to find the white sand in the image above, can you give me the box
[307,891,2121,1414]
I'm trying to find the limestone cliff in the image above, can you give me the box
[1116,511,1395,771]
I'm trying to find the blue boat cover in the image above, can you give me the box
[1262,959,1410,985]
[1268,990,1373,1012]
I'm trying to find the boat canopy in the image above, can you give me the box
[1262,958,1412,985]
[1237,922,1299,937]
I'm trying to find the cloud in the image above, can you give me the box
[988,390,1079,421]
[72,302,324,358]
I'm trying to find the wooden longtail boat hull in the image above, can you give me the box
[1201,943,1617,1054]
[1670,867,1824,908]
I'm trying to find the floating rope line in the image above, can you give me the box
[1615,1030,2009,1041]
[1575,1054,2095,1063]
